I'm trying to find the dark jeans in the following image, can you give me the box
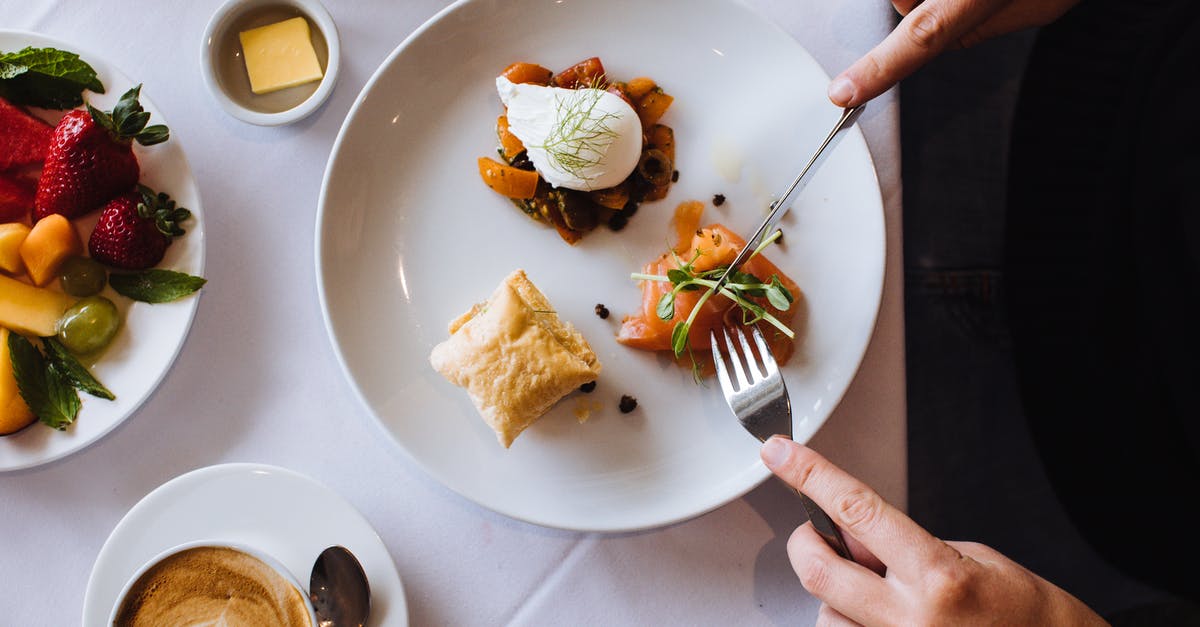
[902,0,1199,621]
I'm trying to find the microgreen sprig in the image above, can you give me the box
[630,230,793,358]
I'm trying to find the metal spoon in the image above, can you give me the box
[309,545,371,627]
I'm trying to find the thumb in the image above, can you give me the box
[829,0,1005,106]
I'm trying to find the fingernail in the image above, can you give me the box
[828,77,855,106]
[761,436,791,469]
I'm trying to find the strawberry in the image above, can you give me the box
[34,85,168,221]
[88,185,189,270]
[0,96,53,171]
[0,173,36,221]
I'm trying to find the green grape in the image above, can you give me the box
[59,256,107,297]
[57,296,120,355]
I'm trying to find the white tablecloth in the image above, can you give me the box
[0,1,904,624]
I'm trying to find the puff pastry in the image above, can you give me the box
[430,270,602,447]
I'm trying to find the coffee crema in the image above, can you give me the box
[113,545,311,627]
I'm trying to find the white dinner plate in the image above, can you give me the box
[316,0,884,532]
[82,463,408,626]
[0,31,205,471]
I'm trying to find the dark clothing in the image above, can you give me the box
[1008,0,1200,608]
[902,0,1200,619]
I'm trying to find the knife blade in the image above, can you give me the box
[709,104,865,294]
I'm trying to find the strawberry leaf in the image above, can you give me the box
[118,111,150,137]
[96,85,170,145]
[86,103,114,130]
[136,124,169,146]
[134,186,190,238]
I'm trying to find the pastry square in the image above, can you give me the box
[430,270,602,447]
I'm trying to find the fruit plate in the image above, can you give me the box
[0,31,205,471]
[316,0,884,532]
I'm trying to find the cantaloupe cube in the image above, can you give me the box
[0,223,30,275]
[0,274,76,337]
[0,327,36,435]
[19,215,81,286]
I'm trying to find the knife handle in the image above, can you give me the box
[795,490,854,561]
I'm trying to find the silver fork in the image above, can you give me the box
[711,324,853,561]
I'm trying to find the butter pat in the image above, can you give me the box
[238,17,324,95]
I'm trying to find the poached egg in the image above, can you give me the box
[497,76,642,191]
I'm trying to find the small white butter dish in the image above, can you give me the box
[201,0,340,126]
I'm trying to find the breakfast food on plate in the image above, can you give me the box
[0,222,30,273]
[479,57,677,243]
[56,296,121,354]
[20,213,82,285]
[0,47,206,436]
[497,73,642,192]
[620,200,801,378]
[0,328,36,435]
[238,17,325,95]
[34,85,167,221]
[89,185,190,269]
[430,270,602,447]
[0,173,36,222]
[0,96,53,171]
[0,273,77,337]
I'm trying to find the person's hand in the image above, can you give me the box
[760,437,1107,626]
[828,0,1081,107]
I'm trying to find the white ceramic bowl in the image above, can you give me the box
[200,0,340,126]
[107,539,318,626]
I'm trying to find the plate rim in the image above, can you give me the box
[313,0,887,532]
[0,29,206,472]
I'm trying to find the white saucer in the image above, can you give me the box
[82,463,408,626]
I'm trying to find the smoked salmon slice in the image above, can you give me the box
[617,201,801,371]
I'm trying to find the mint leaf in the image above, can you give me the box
[44,363,82,429]
[6,333,80,430]
[0,46,105,109]
[110,269,206,303]
[43,337,114,400]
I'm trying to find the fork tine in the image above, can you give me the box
[720,326,751,390]
[709,330,737,398]
[749,325,778,376]
[732,325,764,382]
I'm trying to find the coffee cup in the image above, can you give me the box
[109,540,317,627]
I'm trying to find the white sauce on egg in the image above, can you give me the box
[497,76,642,191]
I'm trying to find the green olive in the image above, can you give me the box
[59,256,107,297]
[637,148,673,186]
[57,296,120,355]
